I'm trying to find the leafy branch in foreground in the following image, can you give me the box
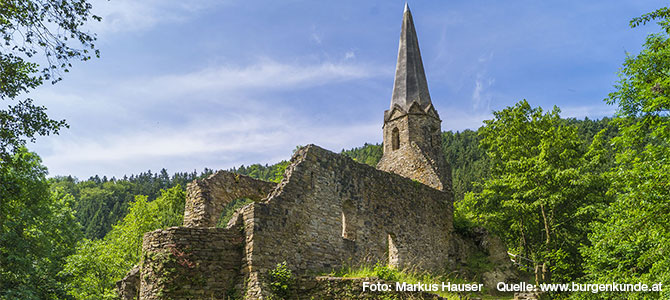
[0,0,101,160]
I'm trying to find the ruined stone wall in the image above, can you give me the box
[378,112,451,192]
[117,265,140,300]
[183,171,275,227]
[241,145,453,298]
[377,141,446,191]
[139,227,244,300]
[447,228,518,290]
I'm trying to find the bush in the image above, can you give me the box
[374,262,398,281]
[268,261,293,299]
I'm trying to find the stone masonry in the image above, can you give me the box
[120,4,516,300]
[376,4,452,193]
[239,145,453,298]
[139,227,244,299]
[183,170,275,227]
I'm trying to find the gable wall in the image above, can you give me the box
[242,145,453,298]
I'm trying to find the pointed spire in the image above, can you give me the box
[390,3,432,111]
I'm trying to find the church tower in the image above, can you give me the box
[377,4,452,192]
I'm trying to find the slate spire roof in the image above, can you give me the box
[390,3,433,111]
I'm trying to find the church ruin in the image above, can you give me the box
[119,4,514,299]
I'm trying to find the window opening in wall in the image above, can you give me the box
[392,127,400,150]
[342,200,356,240]
[388,233,398,268]
[216,198,252,228]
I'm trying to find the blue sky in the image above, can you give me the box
[28,0,666,179]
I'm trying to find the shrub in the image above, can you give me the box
[374,262,398,281]
[268,261,293,299]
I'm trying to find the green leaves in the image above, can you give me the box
[463,100,609,284]
[574,7,670,300]
[0,148,81,299]
[1,0,100,162]
[0,54,41,99]
[61,186,186,299]
[268,261,294,299]
[630,7,670,28]
[0,0,100,83]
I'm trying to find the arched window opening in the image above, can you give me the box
[216,198,253,228]
[392,127,400,150]
[388,233,399,268]
[342,200,356,241]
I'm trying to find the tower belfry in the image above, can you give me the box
[377,4,451,192]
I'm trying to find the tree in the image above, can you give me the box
[577,7,670,299]
[459,100,608,285]
[62,186,186,299]
[0,148,81,299]
[1,0,100,160]
[442,129,490,202]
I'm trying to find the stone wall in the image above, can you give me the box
[447,228,518,290]
[241,145,453,298]
[117,265,140,300]
[183,170,275,227]
[377,140,448,192]
[139,227,244,300]
[378,111,452,193]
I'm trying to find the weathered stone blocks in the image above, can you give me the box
[183,170,275,227]
[139,227,244,300]
[241,144,453,298]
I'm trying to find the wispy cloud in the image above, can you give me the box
[41,113,379,178]
[33,58,386,178]
[89,0,223,34]
[472,74,495,110]
[471,53,495,111]
[311,25,323,44]
[130,59,383,99]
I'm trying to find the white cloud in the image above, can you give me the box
[130,59,383,99]
[471,52,495,111]
[41,113,379,178]
[310,25,323,44]
[89,0,223,34]
[472,73,495,111]
[33,58,386,178]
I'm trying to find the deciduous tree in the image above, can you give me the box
[578,6,670,299]
[1,0,100,159]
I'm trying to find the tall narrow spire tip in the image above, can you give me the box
[390,2,432,111]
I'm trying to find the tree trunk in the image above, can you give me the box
[540,203,551,282]
[519,216,527,258]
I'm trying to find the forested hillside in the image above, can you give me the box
[23,116,615,299]
[47,162,290,241]
[49,170,211,240]
[1,2,669,299]
[341,117,612,203]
